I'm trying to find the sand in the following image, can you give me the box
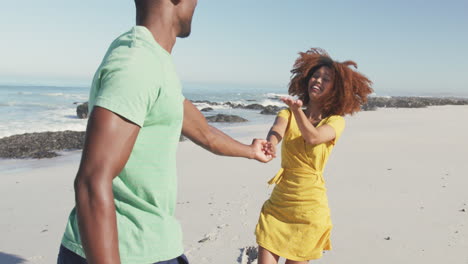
[1,105,467,264]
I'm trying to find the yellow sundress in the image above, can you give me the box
[255,109,345,261]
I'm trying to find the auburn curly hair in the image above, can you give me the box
[288,48,373,117]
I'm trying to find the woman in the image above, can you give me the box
[255,48,373,264]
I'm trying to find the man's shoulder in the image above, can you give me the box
[102,27,166,69]
[105,44,159,67]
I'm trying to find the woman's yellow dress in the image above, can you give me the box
[255,109,345,261]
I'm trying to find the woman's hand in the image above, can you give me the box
[262,141,276,158]
[281,97,303,111]
[251,139,275,163]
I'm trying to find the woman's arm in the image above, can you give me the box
[264,114,288,156]
[281,98,336,145]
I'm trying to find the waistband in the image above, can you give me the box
[268,167,323,185]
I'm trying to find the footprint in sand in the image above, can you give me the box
[186,223,230,256]
[240,201,248,216]
[197,224,229,243]
[238,246,258,264]
[27,255,44,261]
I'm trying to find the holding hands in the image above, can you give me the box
[250,96,303,164]
[251,139,276,163]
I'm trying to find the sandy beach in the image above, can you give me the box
[1,105,467,264]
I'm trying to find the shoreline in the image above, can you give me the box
[2,103,468,160]
[1,105,467,264]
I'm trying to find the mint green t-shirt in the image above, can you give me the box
[61,26,185,263]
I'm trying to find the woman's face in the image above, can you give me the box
[307,66,334,101]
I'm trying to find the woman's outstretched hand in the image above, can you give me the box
[281,97,303,111]
[251,139,276,163]
[262,141,276,158]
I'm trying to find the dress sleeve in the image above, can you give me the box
[277,108,291,120]
[324,115,345,145]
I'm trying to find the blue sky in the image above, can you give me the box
[1,0,467,96]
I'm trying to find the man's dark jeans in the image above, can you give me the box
[57,245,189,264]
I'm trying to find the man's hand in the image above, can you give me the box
[251,139,275,163]
[184,99,277,161]
[262,141,276,158]
[281,97,303,111]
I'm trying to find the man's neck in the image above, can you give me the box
[136,8,177,53]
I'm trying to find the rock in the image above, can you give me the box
[244,103,265,110]
[76,102,89,118]
[384,236,391,240]
[206,114,248,123]
[361,103,378,111]
[201,107,213,112]
[0,131,86,159]
[0,130,188,159]
[260,105,283,115]
[192,100,221,106]
[361,96,468,110]
[224,102,244,109]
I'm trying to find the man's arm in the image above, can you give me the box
[182,99,274,162]
[74,106,141,264]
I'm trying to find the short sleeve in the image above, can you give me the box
[277,108,291,120]
[324,115,345,145]
[94,48,161,127]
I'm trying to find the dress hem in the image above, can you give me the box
[256,240,328,261]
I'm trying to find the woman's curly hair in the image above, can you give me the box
[288,48,373,117]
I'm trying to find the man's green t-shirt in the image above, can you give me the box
[61,26,185,263]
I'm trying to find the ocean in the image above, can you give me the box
[0,83,287,139]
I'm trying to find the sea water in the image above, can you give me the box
[0,83,288,139]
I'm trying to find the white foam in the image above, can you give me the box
[265,92,288,99]
[17,91,34,95]
[193,102,231,110]
[41,92,88,101]
[0,108,87,138]
[1,101,62,109]
[258,99,286,107]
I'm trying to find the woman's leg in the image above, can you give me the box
[285,259,309,264]
[258,246,279,264]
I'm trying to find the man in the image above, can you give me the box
[57,0,274,263]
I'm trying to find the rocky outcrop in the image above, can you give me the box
[362,96,468,110]
[260,105,284,115]
[244,104,265,110]
[75,97,468,119]
[0,131,86,159]
[76,102,89,118]
[206,114,248,123]
[0,131,188,159]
